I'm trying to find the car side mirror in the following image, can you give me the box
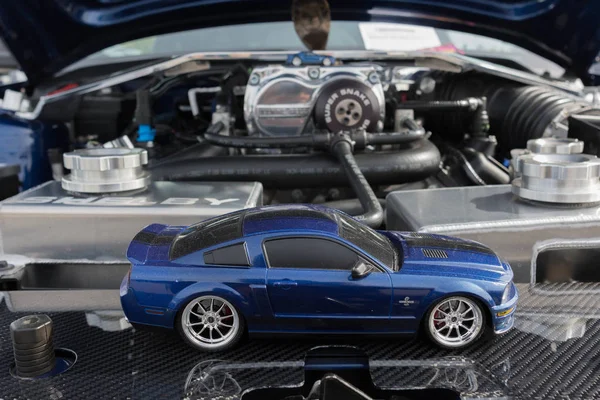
[351,261,374,279]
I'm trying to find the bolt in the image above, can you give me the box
[328,188,341,200]
[291,189,304,202]
[419,76,436,94]
[11,315,56,378]
[249,74,260,85]
[368,72,380,84]
[308,68,320,79]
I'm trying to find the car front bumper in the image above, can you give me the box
[491,287,518,334]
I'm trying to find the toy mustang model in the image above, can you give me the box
[121,205,517,352]
[287,51,335,66]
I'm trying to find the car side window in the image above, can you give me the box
[203,242,250,266]
[264,237,358,270]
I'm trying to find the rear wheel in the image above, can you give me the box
[177,295,244,352]
[425,296,485,350]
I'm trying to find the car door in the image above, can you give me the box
[264,235,393,332]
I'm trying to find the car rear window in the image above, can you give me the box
[170,211,243,260]
[203,242,250,266]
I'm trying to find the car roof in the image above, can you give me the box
[170,205,343,260]
[241,205,340,236]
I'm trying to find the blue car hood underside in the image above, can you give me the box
[0,0,598,86]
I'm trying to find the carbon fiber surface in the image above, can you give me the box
[1,282,600,399]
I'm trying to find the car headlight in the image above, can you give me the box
[501,283,514,304]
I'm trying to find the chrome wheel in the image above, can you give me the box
[181,296,240,350]
[428,297,483,348]
[184,360,242,399]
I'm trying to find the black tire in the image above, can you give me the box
[175,295,245,352]
[424,295,487,350]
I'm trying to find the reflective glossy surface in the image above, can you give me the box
[1,281,599,399]
[428,296,484,348]
[180,295,240,350]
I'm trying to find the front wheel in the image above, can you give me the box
[425,296,485,350]
[176,295,244,352]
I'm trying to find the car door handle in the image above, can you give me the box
[272,280,298,289]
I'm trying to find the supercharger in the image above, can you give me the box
[244,64,386,136]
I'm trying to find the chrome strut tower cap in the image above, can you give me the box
[62,148,150,194]
[526,137,584,155]
[512,153,600,204]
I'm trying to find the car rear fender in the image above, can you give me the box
[127,224,168,264]
[167,282,251,322]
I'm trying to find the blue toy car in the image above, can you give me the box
[120,205,517,352]
[287,51,335,66]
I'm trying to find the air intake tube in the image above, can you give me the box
[427,72,596,155]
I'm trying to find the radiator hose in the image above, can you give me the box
[150,139,441,189]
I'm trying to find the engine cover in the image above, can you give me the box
[244,64,385,136]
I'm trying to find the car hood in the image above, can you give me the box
[385,231,509,278]
[0,0,598,86]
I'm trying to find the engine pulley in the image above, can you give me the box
[314,78,382,132]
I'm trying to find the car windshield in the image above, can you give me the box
[73,21,564,78]
[335,212,397,270]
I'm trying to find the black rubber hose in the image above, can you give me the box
[396,97,489,137]
[330,137,383,228]
[150,139,441,189]
[150,141,226,167]
[201,121,426,149]
[321,198,386,216]
[364,129,427,146]
[203,121,329,149]
[203,131,328,149]
[396,99,475,111]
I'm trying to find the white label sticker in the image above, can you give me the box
[358,22,441,51]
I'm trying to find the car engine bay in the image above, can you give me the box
[12,50,600,219]
[3,48,600,303]
[3,47,600,400]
